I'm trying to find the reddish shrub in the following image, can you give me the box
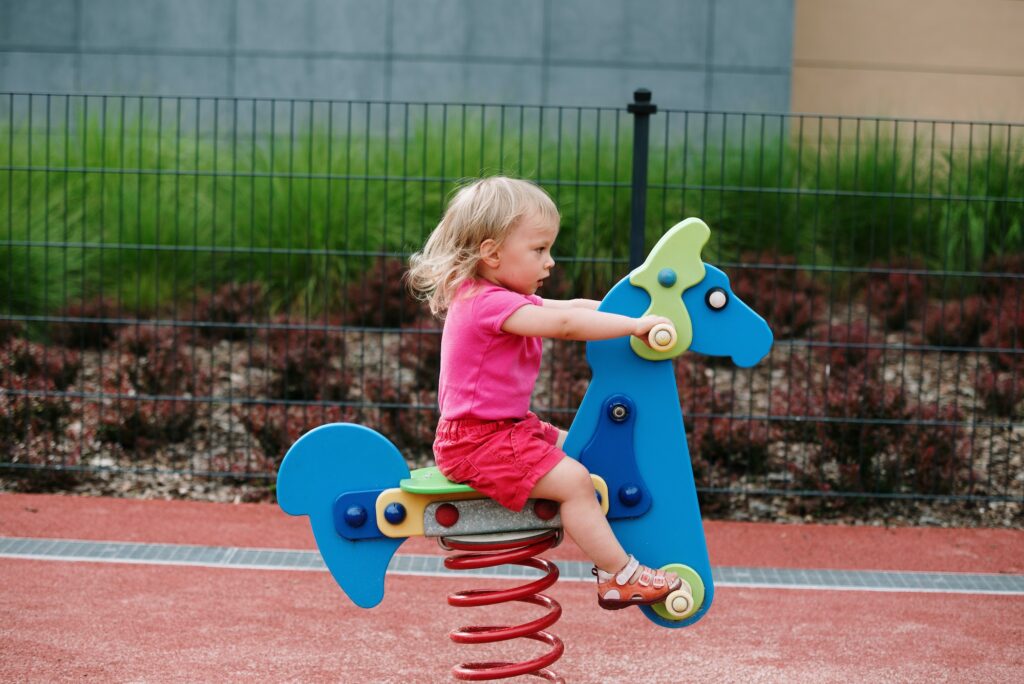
[772,382,819,445]
[979,253,1024,301]
[824,369,906,464]
[975,370,1023,417]
[0,375,71,451]
[690,417,773,477]
[815,321,884,375]
[254,317,349,402]
[97,398,195,451]
[979,293,1023,371]
[117,323,192,355]
[398,320,443,391]
[864,259,927,331]
[344,257,422,328]
[92,329,210,453]
[680,377,732,437]
[362,377,437,464]
[898,404,971,496]
[0,319,24,345]
[675,356,775,481]
[0,335,78,460]
[731,252,820,339]
[94,370,197,452]
[50,298,119,349]
[546,340,592,416]
[195,281,266,341]
[239,402,359,467]
[781,366,908,496]
[2,338,81,391]
[923,296,987,348]
[113,326,204,397]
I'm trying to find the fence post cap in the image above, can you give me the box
[628,88,657,114]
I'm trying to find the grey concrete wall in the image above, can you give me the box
[0,0,793,112]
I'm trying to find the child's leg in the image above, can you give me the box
[531,447,685,608]
[530,456,628,574]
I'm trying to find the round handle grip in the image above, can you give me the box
[648,323,677,351]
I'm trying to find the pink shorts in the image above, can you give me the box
[433,411,564,512]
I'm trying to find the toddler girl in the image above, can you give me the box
[407,176,684,609]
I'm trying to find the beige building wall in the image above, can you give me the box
[792,0,1024,123]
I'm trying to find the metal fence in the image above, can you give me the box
[1,90,1021,511]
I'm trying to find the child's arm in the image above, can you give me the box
[503,304,671,344]
[541,298,600,310]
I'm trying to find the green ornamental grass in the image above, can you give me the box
[2,113,1022,320]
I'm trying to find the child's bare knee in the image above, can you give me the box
[563,459,594,497]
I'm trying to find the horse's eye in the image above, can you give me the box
[706,287,728,311]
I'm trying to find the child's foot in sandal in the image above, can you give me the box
[593,554,688,610]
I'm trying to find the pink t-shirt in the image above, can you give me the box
[437,279,543,421]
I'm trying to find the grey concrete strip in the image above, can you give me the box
[1,536,1022,596]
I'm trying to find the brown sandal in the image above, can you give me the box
[594,555,688,610]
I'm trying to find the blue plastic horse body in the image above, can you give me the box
[565,259,772,627]
[276,217,773,628]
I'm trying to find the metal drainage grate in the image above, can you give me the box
[1,536,1022,596]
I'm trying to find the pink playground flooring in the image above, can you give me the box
[1,493,1022,682]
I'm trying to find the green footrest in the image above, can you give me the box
[399,466,476,495]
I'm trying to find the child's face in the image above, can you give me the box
[479,210,559,296]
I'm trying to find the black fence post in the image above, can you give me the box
[627,88,657,270]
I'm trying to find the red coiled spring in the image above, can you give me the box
[442,530,565,682]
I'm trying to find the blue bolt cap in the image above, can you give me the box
[384,502,407,524]
[657,268,677,287]
[344,505,368,528]
[618,484,642,507]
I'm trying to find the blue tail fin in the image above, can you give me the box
[277,423,410,608]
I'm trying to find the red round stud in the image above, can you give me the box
[435,503,460,527]
[533,499,560,521]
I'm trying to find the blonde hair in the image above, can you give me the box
[406,176,559,316]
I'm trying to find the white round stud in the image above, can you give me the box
[707,289,727,310]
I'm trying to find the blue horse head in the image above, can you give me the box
[624,217,773,368]
[563,217,773,628]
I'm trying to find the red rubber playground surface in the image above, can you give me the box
[2,493,1022,683]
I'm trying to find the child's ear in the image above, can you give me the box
[479,239,500,268]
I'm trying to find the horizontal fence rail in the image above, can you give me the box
[1,92,1022,516]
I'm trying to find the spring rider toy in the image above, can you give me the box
[277,218,773,681]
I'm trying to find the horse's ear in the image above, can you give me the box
[628,218,710,360]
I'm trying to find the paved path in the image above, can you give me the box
[1,493,1022,682]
